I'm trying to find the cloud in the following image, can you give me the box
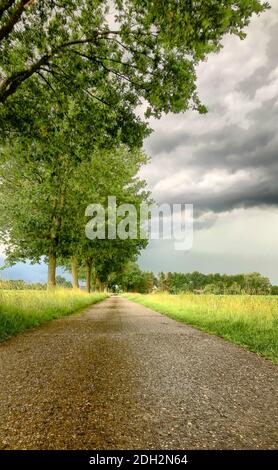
[138,1,278,279]
[237,23,278,98]
[142,3,278,222]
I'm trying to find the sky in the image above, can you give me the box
[1,2,278,283]
[138,0,278,283]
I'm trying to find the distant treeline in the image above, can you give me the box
[156,271,276,295]
[0,276,71,290]
[0,280,45,290]
[111,264,278,295]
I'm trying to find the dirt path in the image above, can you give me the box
[0,296,277,449]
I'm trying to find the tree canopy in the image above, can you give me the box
[0,0,269,114]
[0,128,150,288]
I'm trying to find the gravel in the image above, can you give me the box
[0,295,277,449]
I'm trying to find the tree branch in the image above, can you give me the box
[0,0,32,42]
[0,29,151,103]
[84,88,113,108]
[0,53,51,102]
[36,70,57,95]
[68,49,143,89]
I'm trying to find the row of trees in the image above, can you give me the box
[157,271,273,295]
[0,1,269,289]
[110,266,274,295]
[0,119,149,290]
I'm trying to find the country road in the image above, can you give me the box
[0,296,277,450]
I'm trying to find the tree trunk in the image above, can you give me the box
[86,260,92,293]
[48,252,56,289]
[71,256,79,289]
[95,276,103,292]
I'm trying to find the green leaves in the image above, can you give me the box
[0,0,269,114]
[0,111,150,285]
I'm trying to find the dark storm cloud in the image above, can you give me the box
[143,10,278,218]
[146,131,196,155]
[139,3,278,280]
[147,97,278,172]
[163,170,278,216]
[193,98,278,171]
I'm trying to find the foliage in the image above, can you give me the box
[67,146,151,289]
[0,62,149,288]
[55,275,71,288]
[0,130,150,287]
[156,271,272,295]
[109,262,155,293]
[0,0,269,113]
[271,286,278,295]
[124,292,278,362]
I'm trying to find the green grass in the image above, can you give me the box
[123,293,278,363]
[0,289,107,342]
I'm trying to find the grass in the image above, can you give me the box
[0,289,107,342]
[123,292,278,363]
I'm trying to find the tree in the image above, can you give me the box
[157,272,169,292]
[56,275,71,288]
[70,256,79,290]
[204,283,219,294]
[80,240,147,292]
[54,137,151,291]
[243,272,271,295]
[271,286,278,295]
[110,262,155,293]
[0,133,150,288]
[227,282,242,295]
[0,139,75,287]
[0,0,269,113]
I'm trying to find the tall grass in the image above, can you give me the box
[124,293,278,362]
[0,289,107,342]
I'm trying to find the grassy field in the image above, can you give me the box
[124,293,278,362]
[0,289,107,342]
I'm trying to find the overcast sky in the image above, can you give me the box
[139,0,278,283]
[1,2,278,283]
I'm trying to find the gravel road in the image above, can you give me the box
[0,296,277,450]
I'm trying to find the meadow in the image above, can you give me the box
[0,289,107,342]
[124,293,278,362]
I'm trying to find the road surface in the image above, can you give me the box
[0,296,277,449]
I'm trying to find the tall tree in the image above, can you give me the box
[0,139,77,287]
[62,145,150,291]
[0,135,149,288]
